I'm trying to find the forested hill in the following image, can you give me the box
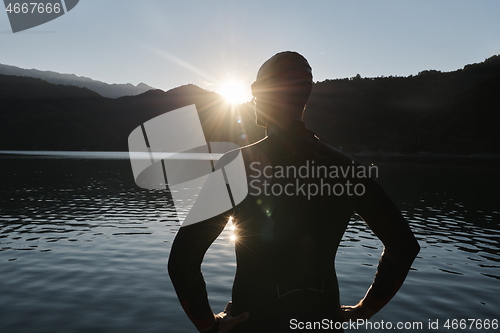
[0,75,264,151]
[0,55,499,155]
[306,55,500,155]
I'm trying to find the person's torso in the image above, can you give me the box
[229,125,359,332]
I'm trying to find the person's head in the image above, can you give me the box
[251,51,313,127]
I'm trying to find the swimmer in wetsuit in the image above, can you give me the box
[168,52,420,333]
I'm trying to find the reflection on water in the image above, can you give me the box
[0,154,499,332]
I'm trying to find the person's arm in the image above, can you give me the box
[168,215,226,331]
[168,214,249,332]
[342,178,420,320]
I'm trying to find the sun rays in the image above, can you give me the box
[218,80,251,104]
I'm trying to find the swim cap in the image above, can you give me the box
[256,51,312,83]
[252,51,313,97]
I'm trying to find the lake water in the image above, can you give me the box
[0,153,499,332]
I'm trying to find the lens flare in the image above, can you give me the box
[219,81,249,104]
[227,216,237,242]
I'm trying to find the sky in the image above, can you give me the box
[1,0,499,101]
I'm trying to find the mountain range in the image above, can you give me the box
[0,63,154,99]
[0,55,499,156]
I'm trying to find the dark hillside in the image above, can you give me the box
[305,55,500,154]
[1,55,499,155]
[0,76,264,151]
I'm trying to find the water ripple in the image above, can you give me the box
[1,156,499,332]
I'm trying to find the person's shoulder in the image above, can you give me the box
[239,136,270,161]
[314,139,360,166]
[213,137,269,171]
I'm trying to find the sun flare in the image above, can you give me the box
[219,81,249,104]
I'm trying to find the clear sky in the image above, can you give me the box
[1,0,499,101]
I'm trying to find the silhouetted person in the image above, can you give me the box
[168,52,420,332]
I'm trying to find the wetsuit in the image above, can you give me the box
[168,121,419,332]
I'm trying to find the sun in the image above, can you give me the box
[219,80,250,104]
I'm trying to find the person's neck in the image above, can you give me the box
[266,117,303,136]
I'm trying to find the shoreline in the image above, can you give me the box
[353,151,500,167]
[353,151,500,159]
[1,150,500,166]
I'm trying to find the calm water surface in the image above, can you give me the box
[0,153,498,332]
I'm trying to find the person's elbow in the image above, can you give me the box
[406,235,420,260]
[389,234,420,262]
